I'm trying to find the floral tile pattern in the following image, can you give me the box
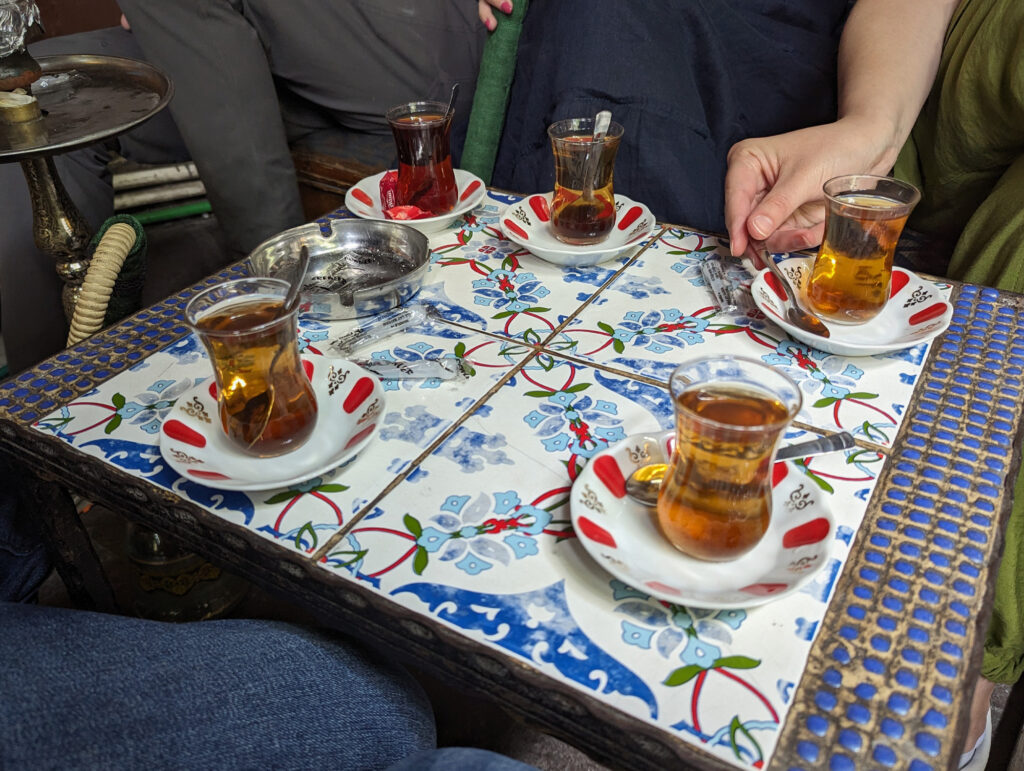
[32,317,526,555]
[315,357,887,768]
[415,191,663,347]
[30,192,940,768]
[563,227,948,447]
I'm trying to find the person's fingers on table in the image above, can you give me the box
[724,140,776,257]
[740,153,833,257]
[765,223,827,255]
[478,0,513,31]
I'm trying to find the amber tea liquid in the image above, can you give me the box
[547,120,623,246]
[657,383,789,561]
[388,111,457,215]
[551,136,617,243]
[196,298,317,457]
[807,192,910,324]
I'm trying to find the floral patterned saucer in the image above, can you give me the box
[750,256,953,357]
[159,356,385,491]
[570,431,834,609]
[499,193,656,267]
[344,169,486,235]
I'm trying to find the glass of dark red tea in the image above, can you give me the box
[385,100,458,216]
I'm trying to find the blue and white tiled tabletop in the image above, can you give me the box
[7,190,1023,770]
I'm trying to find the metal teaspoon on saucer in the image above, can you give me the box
[623,431,856,507]
[751,239,831,339]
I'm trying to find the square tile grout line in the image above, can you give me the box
[533,345,896,458]
[283,256,951,549]
[308,235,674,562]
[307,330,893,565]
[308,237,675,562]
[309,334,549,562]
[427,227,668,354]
[536,229,668,345]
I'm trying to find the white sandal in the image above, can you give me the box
[959,708,992,771]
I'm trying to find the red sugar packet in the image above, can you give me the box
[379,170,398,211]
[384,205,433,221]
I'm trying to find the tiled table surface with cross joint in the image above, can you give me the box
[2,190,1022,771]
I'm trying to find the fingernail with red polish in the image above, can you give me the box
[487,16,496,29]
[501,1,512,13]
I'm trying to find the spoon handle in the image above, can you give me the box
[445,82,459,119]
[581,110,612,200]
[753,240,797,301]
[776,431,856,461]
[283,244,310,315]
[751,239,831,338]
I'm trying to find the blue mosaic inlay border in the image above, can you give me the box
[0,262,247,423]
[778,284,1024,769]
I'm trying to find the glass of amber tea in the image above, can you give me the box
[806,174,921,325]
[386,100,458,216]
[547,117,624,245]
[657,357,802,562]
[185,278,318,458]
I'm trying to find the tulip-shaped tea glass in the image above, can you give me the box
[806,174,921,325]
[386,99,458,216]
[657,356,802,561]
[547,117,624,245]
[186,278,317,458]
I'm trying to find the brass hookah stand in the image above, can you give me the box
[0,45,91,320]
[1,44,247,620]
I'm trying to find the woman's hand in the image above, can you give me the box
[724,0,957,258]
[478,0,513,31]
[724,115,901,257]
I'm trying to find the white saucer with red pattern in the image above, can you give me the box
[570,430,834,609]
[344,169,487,235]
[750,256,953,357]
[500,193,656,267]
[159,355,385,491]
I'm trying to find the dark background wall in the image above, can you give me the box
[37,0,121,39]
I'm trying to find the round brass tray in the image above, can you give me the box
[0,54,172,161]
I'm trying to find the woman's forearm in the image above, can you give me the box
[836,0,960,172]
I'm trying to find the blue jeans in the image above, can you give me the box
[0,603,434,768]
[389,749,536,770]
[0,456,51,603]
[0,459,534,769]
[0,603,536,769]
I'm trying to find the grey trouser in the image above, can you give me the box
[118,0,486,252]
[1,3,485,375]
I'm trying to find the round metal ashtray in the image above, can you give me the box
[247,219,431,320]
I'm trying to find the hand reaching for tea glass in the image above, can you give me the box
[478,0,513,31]
[724,116,900,258]
[723,0,958,259]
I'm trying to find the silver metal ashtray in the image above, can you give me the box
[247,219,431,321]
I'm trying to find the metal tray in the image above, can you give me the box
[0,54,171,160]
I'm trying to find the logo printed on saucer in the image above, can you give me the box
[570,429,834,609]
[159,355,386,491]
